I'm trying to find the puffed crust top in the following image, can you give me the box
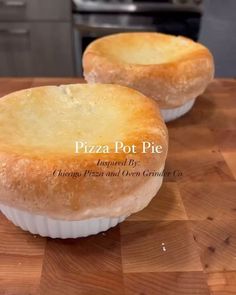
[0,84,168,220]
[83,32,214,108]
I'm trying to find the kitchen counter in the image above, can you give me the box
[0,78,236,295]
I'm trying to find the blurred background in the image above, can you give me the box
[0,0,235,78]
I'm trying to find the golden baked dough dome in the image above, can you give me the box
[0,84,168,220]
[83,32,214,108]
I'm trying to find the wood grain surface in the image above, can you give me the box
[0,78,236,295]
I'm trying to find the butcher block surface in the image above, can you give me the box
[0,78,236,295]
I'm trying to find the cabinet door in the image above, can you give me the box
[0,0,71,21]
[30,22,74,77]
[0,0,27,21]
[27,0,71,21]
[0,22,75,77]
[0,23,32,76]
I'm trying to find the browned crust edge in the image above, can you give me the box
[83,33,214,108]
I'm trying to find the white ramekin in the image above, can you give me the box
[0,204,127,239]
[160,98,196,122]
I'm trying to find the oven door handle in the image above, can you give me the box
[73,1,202,14]
[74,23,156,34]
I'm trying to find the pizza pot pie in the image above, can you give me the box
[83,32,214,122]
[0,83,168,238]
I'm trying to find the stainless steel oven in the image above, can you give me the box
[73,0,203,75]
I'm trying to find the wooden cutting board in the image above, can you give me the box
[0,78,236,295]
